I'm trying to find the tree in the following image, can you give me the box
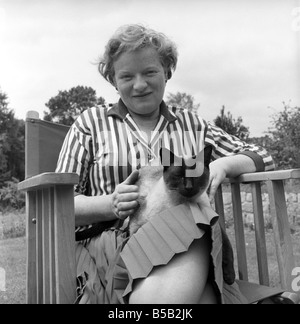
[44,86,106,125]
[165,92,200,113]
[214,105,250,140]
[0,88,25,186]
[265,102,300,169]
[0,90,14,132]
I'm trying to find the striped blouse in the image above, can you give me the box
[56,99,275,197]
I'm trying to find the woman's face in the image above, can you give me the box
[113,47,167,118]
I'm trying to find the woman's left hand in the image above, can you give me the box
[207,159,227,202]
[207,154,257,202]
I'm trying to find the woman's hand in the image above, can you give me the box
[207,159,227,202]
[111,170,140,220]
[207,154,257,202]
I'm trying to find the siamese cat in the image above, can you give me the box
[129,145,213,235]
[128,144,236,285]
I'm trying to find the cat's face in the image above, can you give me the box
[160,145,212,198]
[129,145,213,235]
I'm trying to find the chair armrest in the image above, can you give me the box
[20,171,78,303]
[227,168,300,183]
[18,172,79,191]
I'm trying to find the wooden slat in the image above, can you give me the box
[49,187,56,304]
[54,185,76,304]
[36,191,43,304]
[18,172,79,191]
[26,191,37,304]
[42,188,51,304]
[267,180,295,290]
[251,182,269,286]
[25,116,40,179]
[24,113,70,179]
[229,169,300,183]
[231,182,248,281]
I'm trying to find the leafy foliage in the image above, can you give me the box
[266,103,300,169]
[214,106,250,140]
[166,92,200,113]
[0,177,25,211]
[44,85,106,125]
[0,89,25,186]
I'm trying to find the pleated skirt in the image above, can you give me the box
[74,202,248,304]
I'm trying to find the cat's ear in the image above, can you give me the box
[191,145,212,168]
[160,147,182,170]
[185,145,212,178]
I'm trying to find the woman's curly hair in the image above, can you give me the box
[98,24,178,85]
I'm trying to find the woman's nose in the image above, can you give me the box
[133,75,147,91]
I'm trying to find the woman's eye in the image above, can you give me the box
[118,74,132,81]
[122,75,132,80]
[146,70,156,76]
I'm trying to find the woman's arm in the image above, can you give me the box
[205,122,275,200]
[208,154,256,200]
[75,194,116,227]
[205,122,275,172]
[75,170,140,227]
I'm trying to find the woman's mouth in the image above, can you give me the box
[133,92,152,98]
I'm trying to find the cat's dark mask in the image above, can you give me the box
[159,145,213,197]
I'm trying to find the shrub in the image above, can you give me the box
[0,177,25,211]
[0,211,26,239]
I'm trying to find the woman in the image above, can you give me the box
[56,24,275,304]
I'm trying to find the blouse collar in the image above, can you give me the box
[107,99,177,123]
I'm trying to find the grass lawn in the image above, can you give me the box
[0,237,26,304]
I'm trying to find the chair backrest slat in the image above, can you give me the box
[231,182,248,281]
[267,179,295,290]
[23,111,76,304]
[25,112,70,178]
[251,182,269,286]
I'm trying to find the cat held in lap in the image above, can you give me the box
[129,145,213,235]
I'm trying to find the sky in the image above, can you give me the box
[0,0,299,137]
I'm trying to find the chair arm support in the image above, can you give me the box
[225,168,300,184]
[18,172,79,191]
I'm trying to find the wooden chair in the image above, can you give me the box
[18,110,300,304]
[215,171,300,304]
[18,111,78,304]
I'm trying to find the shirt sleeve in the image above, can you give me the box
[55,111,93,195]
[205,122,275,172]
